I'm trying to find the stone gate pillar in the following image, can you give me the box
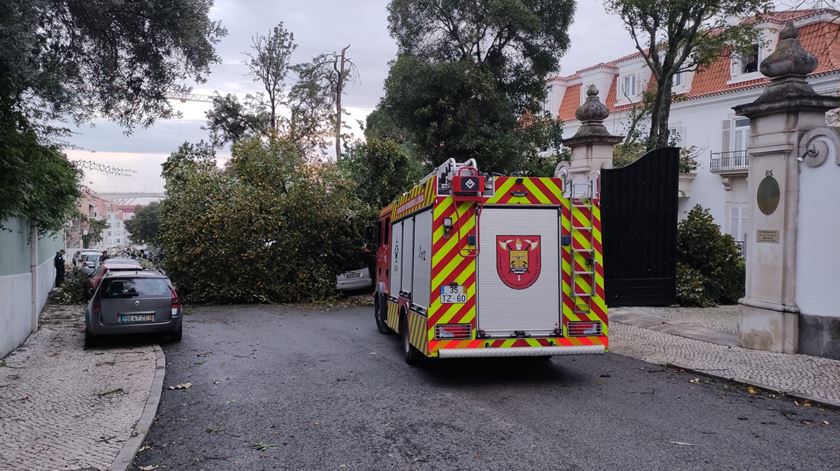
[558,85,623,183]
[733,22,840,354]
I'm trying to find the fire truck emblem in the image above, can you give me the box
[496,235,541,290]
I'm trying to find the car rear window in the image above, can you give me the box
[101,278,170,299]
[84,255,100,262]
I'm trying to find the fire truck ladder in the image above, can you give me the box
[568,175,598,315]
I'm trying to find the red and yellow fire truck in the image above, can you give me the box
[371,159,607,364]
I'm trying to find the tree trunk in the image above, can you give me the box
[655,76,675,149]
[335,45,350,161]
[646,84,666,151]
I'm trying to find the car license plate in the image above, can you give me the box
[119,314,154,323]
[439,285,466,304]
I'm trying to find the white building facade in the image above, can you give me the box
[549,10,840,250]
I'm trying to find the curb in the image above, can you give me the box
[611,348,840,410]
[109,344,166,471]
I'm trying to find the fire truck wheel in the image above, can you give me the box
[374,295,391,334]
[400,313,422,366]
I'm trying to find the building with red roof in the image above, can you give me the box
[548,10,839,249]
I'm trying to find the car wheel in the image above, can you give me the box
[169,324,183,343]
[400,313,421,366]
[374,295,391,334]
[84,331,98,349]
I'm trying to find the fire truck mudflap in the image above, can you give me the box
[374,159,608,362]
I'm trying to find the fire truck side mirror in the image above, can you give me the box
[364,225,379,246]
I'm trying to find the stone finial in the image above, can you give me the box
[575,85,610,123]
[733,21,840,118]
[759,22,818,79]
[563,84,623,146]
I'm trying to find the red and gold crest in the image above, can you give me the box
[496,236,541,290]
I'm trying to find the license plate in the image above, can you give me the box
[119,314,154,323]
[439,285,466,304]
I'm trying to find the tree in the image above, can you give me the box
[82,218,108,249]
[1,0,226,131]
[207,23,337,155]
[341,138,424,209]
[245,23,296,134]
[159,136,368,303]
[125,202,162,246]
[375,0,575,173]
[0,116,80,232]
[605,0,771,150]
[330,46,358,161]
[387,0,575,112]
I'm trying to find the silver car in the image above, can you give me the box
[336,267,373,292]
[80,253,102,276]
[84,270,183,347]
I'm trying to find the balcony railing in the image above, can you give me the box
[710,150,749,173]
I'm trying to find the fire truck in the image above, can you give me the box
[371,159,607,364]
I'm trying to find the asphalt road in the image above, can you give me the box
[133,304,840,470]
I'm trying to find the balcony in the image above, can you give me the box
[710,150,749,175]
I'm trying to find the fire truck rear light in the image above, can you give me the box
[568,321,601,336]
[435,324,471,340]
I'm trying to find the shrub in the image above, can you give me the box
[675,263,713,307]
[677,205,745,306]
[50,268,89,305]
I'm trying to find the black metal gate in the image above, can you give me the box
[601,147,679,307]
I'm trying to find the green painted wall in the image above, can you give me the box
[0,217,64,276]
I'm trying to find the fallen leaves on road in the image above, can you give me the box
[794,400,812,407]
[250,442,278,452]
[168,382,192,390]
[746,386,758,395]
[667,441,695,446]
[822,420,830,425]
[138,465,159,471]
[95,388,125,397]
[689,378,700,384]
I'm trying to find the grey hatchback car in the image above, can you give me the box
[85,270,183,347]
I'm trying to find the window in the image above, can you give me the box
[729,204,749,243]
[673,72,682,87]
[622,75,637,97]
[741,44,759,74]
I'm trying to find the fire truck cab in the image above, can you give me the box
[372,159,607,364]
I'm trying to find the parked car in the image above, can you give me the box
[74,250,100,268]
[335,267,373,292]
[84,270,183,347]
[87,259,144,297]
[80,253,102,276]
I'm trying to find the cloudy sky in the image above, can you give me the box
[67,0,631,193]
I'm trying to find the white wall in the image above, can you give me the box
[0,217,59,358]
[0,271,34,357]
[797,144,840,318]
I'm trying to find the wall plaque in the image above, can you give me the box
[756,230,779,243]
[757,171,780,215]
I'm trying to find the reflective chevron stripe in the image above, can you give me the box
[391,177,437,221]
[428,196,477,345]
[485,177,564,205]
[561,196,608,340]
[408,310,428,355]
[386,300,400,333]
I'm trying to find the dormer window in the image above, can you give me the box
[622,75,637,97]
[741,44,759,74]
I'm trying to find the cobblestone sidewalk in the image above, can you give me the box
[610,306,840,407]
[0,304,160,471]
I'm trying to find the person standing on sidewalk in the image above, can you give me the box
[54,250,65,287]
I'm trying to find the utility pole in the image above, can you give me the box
[334,45,351,161]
